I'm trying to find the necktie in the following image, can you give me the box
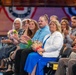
[42,35,50,48]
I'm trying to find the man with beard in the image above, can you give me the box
[55,16,76,75]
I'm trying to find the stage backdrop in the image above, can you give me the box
[0,7,75,35]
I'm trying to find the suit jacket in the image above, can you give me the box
[42,31,63,57]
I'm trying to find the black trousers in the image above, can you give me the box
[14,49,22,75]
[72,64,76,75]
[14,48,34,75]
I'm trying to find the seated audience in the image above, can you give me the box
[55,16,76,75]
[24,20,63,75]
[14,14,51,75]
[0,18,39,72]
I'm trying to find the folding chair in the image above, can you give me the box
[44,47,72,75]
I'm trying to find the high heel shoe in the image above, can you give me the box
[0,57,14,75]
[0,51,15,71]
[3,57,14,75]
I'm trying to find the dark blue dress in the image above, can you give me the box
[24,52,57,75]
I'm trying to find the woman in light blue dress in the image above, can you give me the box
[24,20,63,75]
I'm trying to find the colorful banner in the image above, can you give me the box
[0,7,75,35]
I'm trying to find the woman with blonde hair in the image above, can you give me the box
[61,19,71,37]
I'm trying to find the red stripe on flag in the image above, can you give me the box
[16,7,24,10]
[0,6,2,12]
